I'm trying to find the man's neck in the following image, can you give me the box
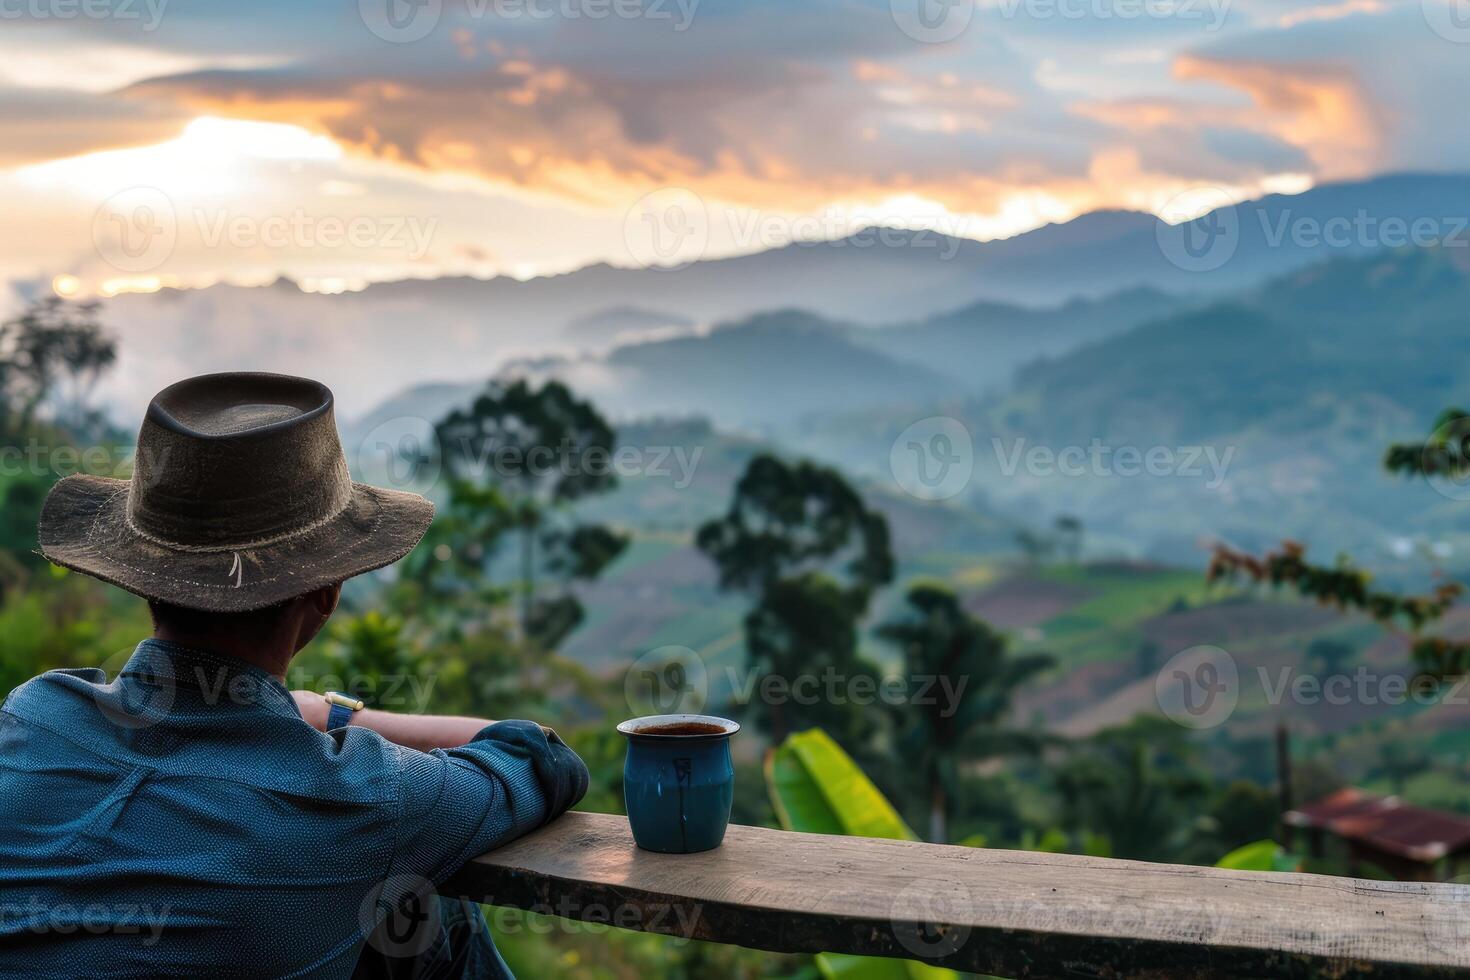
[151,628,295,681]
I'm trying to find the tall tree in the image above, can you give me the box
[697,454,892,598]
[741,572,884,749]
[698,454,892,741]
[0,297,116,434]
[435,379,626,643]
[877,583,1054,842]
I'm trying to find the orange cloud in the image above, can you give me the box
[1173,54,1383,178]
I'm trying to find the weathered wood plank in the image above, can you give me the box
[443,811,1470,979]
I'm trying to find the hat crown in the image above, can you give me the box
[128,373,353,550]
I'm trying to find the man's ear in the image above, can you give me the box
[309,582,342,618]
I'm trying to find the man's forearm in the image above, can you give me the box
[342,708,499,752]
[291,691,498,751]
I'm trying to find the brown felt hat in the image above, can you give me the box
[38,372,434,612]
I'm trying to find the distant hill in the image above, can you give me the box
[793,246,1470,568]
[853,287,1187,391]
[562,306,695,347]
[591,310,965,427]
[1002,246,1470,448]
[89,173,1470,416]
[357,309,967,431]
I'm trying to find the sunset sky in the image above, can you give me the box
[3,0,1466,299]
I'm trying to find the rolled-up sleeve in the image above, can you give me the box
[388,720,589,884]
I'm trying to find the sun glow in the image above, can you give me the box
[15,117,343,199]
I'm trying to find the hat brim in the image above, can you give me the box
[38,474,434,613]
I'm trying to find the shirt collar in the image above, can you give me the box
[123,639,302,720]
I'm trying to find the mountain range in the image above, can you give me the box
[72,172,1470,418]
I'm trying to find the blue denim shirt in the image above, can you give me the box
[0,640,589,979]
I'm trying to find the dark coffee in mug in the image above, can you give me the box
[634,721,727,736]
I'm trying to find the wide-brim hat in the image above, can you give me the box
[38,372,433,612]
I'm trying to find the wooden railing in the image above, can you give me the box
[442,812,1470,979]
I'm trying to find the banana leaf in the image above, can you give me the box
[765,729,958,980]
[1215,839,1299,872]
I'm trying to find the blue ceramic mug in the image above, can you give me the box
[618,714,739,853]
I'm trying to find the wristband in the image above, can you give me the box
[323,691,364,730]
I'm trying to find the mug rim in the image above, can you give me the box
[617,713,740,741]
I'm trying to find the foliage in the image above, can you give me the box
[435,379,627,641]
[1054,716,1219,864]
[698,454,893,743]
[399,480,517,596]
[742,572,884,747]
[1382,407,1470,479]
[876,582,1053,843]
[696,454,892,600]
[0,297,116,434]
[765,729,956,980]
[1215,840,1298,873]
[1208,540,1468,680]
[766,728,916,840]
[0,473,51,581]
[0,573,151,695]
[1205,405,1470,681]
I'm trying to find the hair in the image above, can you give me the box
[147,598,296,642]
